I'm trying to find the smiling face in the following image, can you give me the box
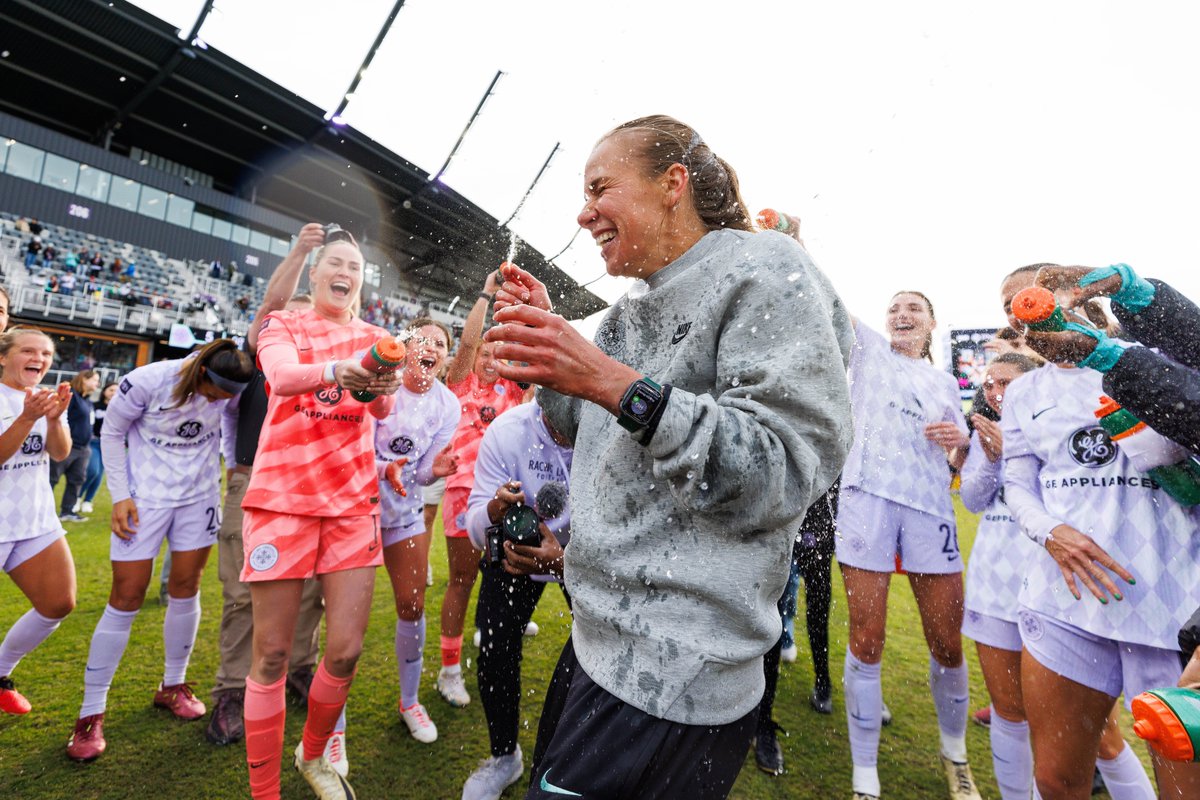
[102,383,118,403]
[982,362,1023,416]
[308,241,363,320]
[0,332,55,389]
[473,340,500,385]
[577,131,677,279]
[0,290,9,331]
[886,292,936,356]
[405,324,450,382]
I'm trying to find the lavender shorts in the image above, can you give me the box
[835,488,962,575]
[962,609,1022,652]
[1,529,64,573]
[110,495,220,562]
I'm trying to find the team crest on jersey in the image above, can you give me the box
[480,406,497,424]
[1068,426,1117,468]
[249,544,279,571]
[177,420,203,439]
[314,385,345,406]
[119,378,133,395]
[390,435,415,455]
[21,434,44,455]
[1018,610,1044,642]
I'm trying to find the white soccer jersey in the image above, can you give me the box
[841,321,966,521]
[0,384,68,543]
[465,402,573,579]
[102,359,236,509]
[961,430,1041,624]
[1002,365,1200,650]
[374,380,461,530]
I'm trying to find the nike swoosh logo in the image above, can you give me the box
[86,666,102,672]
[404,657,421,663]
[540,770,582,796]
[1032,405,1056,419]
[249,759,270,769]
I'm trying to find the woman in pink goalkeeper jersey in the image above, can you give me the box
[435,269,527,708]
[239,230,401,800]
[0,327,73,717]
[66,338,253,763]
[836,292,978,800]
[374,318,461,744]
[998,265,1200,799]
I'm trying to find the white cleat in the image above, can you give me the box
[940,753,982,800]
[437,667,470,707]
[461,745,523,800]
[400,702,438,743]
[294,740,355,799]
[323,730,348,778]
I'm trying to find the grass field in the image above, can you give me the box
[0,486,1154,799]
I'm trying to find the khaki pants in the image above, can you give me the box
[212,469,325,697]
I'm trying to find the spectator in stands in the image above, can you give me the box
[117,284,134,306]
[64,251,79,275]
[209,260,223,280]
[44,276,59,294]
[13,217,30,234]
[123,261,136,281]
[109,259,122,279]
[25,237,42,268]
[227,261,238,282]
[28,219,42,236]
[85,252,102,279]
[59,273,76,297]
[49,370,98,523]
[42,243,57,265]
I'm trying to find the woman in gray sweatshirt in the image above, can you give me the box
[484,114,853,799]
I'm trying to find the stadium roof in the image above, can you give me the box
[0,0,607,318]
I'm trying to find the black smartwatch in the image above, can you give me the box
[617,377,666,434]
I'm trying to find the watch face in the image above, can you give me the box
[630,394,649,417]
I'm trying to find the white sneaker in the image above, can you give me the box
[72,498,83,514]
[323,730,348,778]
[940,753,982,800]
[461,745,523,800]
[81,501,94,514]
[473,629,482,648]
[400,702,438,743]
[523,621,539,637]
[437,667,470,707]
[294,740,355,799]
[780,644,798,663]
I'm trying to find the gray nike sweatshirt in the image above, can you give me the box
[540,228,853,725]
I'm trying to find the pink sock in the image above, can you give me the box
[301,660,354,761]
[244,675,286,800]
[440,634,462,668]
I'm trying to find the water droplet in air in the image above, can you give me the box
[731,376,741,387]
[787,272,801,282]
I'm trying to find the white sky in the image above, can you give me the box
[135,0,1200,343]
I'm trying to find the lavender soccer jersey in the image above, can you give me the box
[841,321,966,521]
[102,359,235,509]
[1002,366,1200,650]
[0,384,68,543]
[962,430,1040,625]
[374,380,460,530]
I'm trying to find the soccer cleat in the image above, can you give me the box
[205,689,244,745]
[852,794,880,800]
[71,499,83,514]
[287,665,315,706]
[780,644,798,663]
[294,741,355,799]
[940,753,982,800]
[461,745,523,800]
[754,720,785,775]
[153,682,206,720]
[66,713,106,762]
[972,706,991,728]
[400,702,438,743]
[0,676,32,714]
[881,702,893,726]
[323,730,349,778]
[523,621,539,637]
[81,501,94,514]
[437,667,470,708]
[809,683,833,715]
[60,513,86,523]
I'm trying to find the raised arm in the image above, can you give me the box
[445,270,502,387]
[246,223,324,354]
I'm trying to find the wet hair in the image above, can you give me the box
[312,229,360,267]
[1003,263,1058,283]
[890,290,936,363]
[70,369,98,394]
[0,326,53,378]
[404,317,454,352]
[170,338,254,407]
[604,115,753,233]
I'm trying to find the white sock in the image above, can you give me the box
[396,616,424,709]
[80,605,139,717]
[334,706,346,735]
[162,593,201,686]
[1096,743,1155,800]
[989,709,1032,800]
[442,662,461,676]
[928,654,969,761]
[0,609,64,676]
[844,651,882,796]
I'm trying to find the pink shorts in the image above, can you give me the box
[1019,608,1183,708]
[835,488,962,575]
[442,487,471,539]
[241,508,383,582]
[111,496,220,562]
[1,530,64,573]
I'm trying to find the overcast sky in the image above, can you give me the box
[134,0,1200,345]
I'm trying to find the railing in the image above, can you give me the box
[45,365,123,389]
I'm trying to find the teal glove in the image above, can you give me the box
[1080,263,1156,312]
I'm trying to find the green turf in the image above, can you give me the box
[0,486,1153,798]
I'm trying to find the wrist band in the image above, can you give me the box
[322,360,338,386]
[1080,263,1156,312]
[1077,331,1131,374]
[479,292,494,302]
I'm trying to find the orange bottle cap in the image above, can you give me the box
[376,336,407,363]
[756,209,780,230]
[1011,286,1057,324]
[1132,692,1195,762]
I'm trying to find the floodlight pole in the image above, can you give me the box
[427,70,505,186]
[326,0,408,126]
